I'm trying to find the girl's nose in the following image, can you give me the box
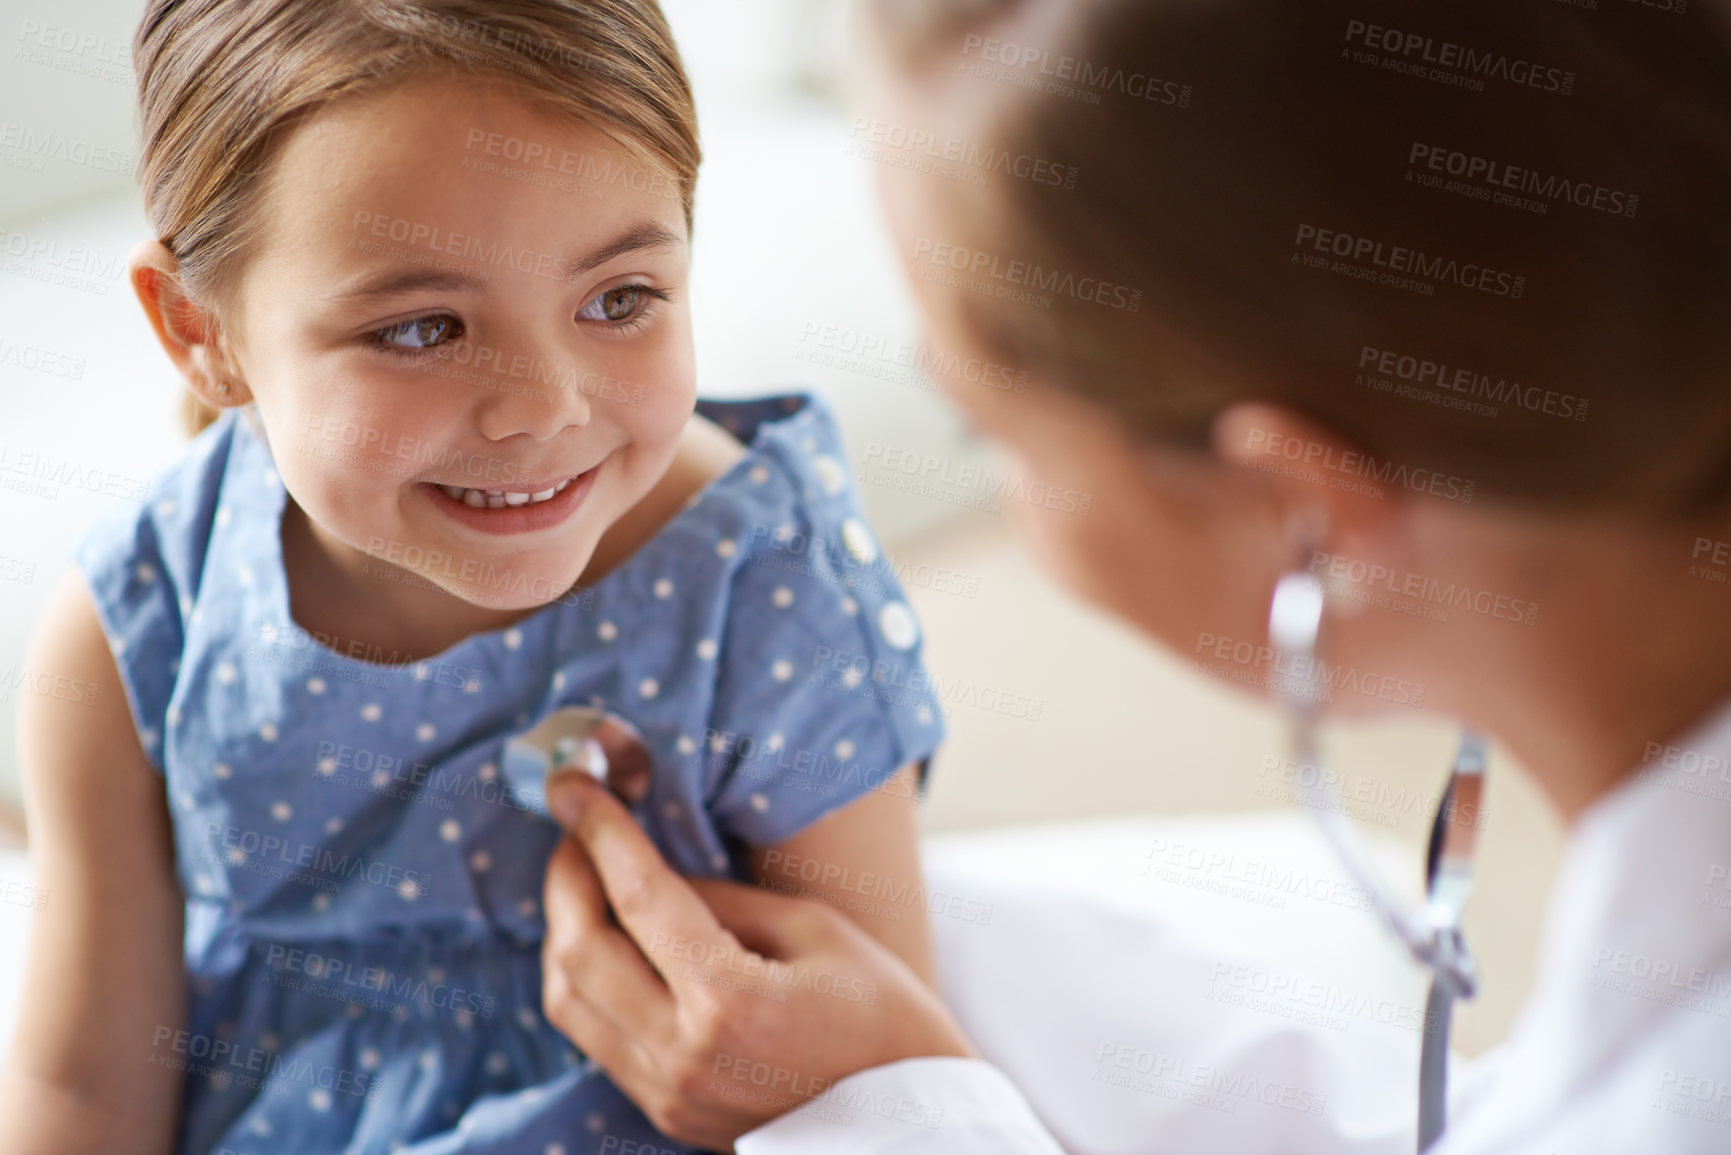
[472,339,595,443]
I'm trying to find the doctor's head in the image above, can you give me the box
[858,0,1731,812]
[126,0,700,612]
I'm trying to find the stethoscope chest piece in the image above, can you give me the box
[503,705,654,811]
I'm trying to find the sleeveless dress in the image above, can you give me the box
[73,392,946,1155]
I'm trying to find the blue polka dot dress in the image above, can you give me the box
[72,392,946,1154]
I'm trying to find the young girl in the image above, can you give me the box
[0,2,945,1153]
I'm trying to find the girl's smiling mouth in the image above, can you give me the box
[418,461,603,535]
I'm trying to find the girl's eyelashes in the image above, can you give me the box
[363,282,669,356]
[368,313,463,356]
[577,282,670,333]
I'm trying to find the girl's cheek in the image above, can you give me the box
[621,363,698,445]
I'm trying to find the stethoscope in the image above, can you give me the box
[514,578,1485,1152]
[1270,572,1484,1153]
[503,704,655,811]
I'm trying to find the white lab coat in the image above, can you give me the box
[739,702,1731,1154]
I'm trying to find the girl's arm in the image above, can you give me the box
[747,764,935,984]
[0,570,186,1155]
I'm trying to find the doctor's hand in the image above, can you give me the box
[539,771,975,1151]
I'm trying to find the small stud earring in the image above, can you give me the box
[216,381,231,397]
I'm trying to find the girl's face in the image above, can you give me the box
[223,78,695,611]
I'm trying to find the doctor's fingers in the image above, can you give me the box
[548,773,740,961]
[536,976,749,1151]
[690,874,867,959]
[542,836,677,1040]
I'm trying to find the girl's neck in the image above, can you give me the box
[280,499,527,666]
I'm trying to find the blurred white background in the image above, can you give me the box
[0,0,1563,1062]
[0,0,986,804]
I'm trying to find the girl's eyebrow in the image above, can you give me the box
[327,219,685,304]
[571,220,684,276]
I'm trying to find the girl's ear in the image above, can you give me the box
[126,239,253,408]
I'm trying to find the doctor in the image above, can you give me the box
[539,0,1731,1150]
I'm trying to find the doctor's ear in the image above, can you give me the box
[1210,401,1400,564]
[127,239,252,409]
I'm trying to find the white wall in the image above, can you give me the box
[0,0,142,223]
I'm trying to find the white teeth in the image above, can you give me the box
[438,478,576,509]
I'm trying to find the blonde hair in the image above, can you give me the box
[133,0,701,437]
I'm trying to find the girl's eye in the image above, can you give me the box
[577,283,668,330]
[372,314,462,353]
